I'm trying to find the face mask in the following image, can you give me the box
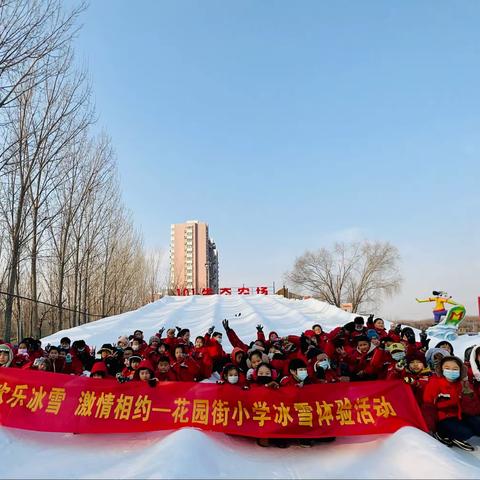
[227,375,238,384]
[297,370,308,381]
[77,347,85,352]
[392,352,405,361]
[318,360,330,370]
[257,375,272,385]
[18,349,28,355]
[443,369,460,381]
[355,325,363,331]
[215,337,222,345]
[132,345,139,351]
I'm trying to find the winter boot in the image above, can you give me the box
[433,431,453,447]
[451,438,475,451]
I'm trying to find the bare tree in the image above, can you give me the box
[0,1,158,341]
[0,0,85,110]
[286,241,402,312]
[145,247,165,302]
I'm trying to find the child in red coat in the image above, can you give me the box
[423,356,480,451]
[155,356,178,382]
[217,364,248,388]
[133,359,158,386]
[171,345,201,382]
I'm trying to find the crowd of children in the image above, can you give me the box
[1,315,480,450]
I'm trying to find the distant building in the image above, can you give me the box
[169,220,219,293]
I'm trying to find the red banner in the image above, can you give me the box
[0,369,427,438]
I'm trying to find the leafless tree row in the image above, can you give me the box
[0,1,164,341]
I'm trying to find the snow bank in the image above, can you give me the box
[1,295,479,478]
[1,426,480,479]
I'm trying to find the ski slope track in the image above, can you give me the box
[1,295,480,479]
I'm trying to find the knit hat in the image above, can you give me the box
[117,336,129,345]
[304,329,316,338]
[406,350,426,365]
[354,335,370,344]
[137,359,154,373]
[149,336,159,345]
[90,362,108,376]
[387,342,405,353]
[129,355,142,366]
[354,316,365,325]
[0,343,13,367]
[425,347,450,368]
[367,329,379,340]
[98,344,114,355]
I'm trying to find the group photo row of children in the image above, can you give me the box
[1,315,480,450]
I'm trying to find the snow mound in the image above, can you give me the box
[41,294,358,349]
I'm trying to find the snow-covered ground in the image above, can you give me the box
[1,294,480,479]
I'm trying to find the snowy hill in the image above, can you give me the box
[1,295,480,479]
[42,294,359,349]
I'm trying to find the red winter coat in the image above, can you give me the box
[369,348,394,379]
[345,348,378,379]
[230,347,246,367]
[154,369,178,382]
[62,355,84,375]
[191,347,213,379]
[203,334,225,363]
[423,375,462,427]
[121,367,136,379]
[257,330,280,349]
[402,341,424,357]
[171,356,201,382]
[226,328,249,352]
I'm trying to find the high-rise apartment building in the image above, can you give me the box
[169,220,219,293]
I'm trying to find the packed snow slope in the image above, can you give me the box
[1,295,480,479]
[42,294,360,349]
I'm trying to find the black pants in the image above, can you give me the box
[437,415,480,441]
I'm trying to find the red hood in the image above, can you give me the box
[231,347,245,365]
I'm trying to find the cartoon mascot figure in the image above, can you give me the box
[416,291,458,324]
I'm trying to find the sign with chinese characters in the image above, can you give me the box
[176,286,271,296]
[0,369,427,437]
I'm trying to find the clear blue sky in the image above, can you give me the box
[72,0,480,319]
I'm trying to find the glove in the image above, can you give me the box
[116,375,130,384]
[403,376,415,384]
[419,330,430,349]
[66,354,72,364]
[148,378,158,387]
[394,323,402,335]
[207,326,215,335]
[256,324,263,332]
[175,326,182,333]
[222,319,230,331]
[158,327,165,337]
